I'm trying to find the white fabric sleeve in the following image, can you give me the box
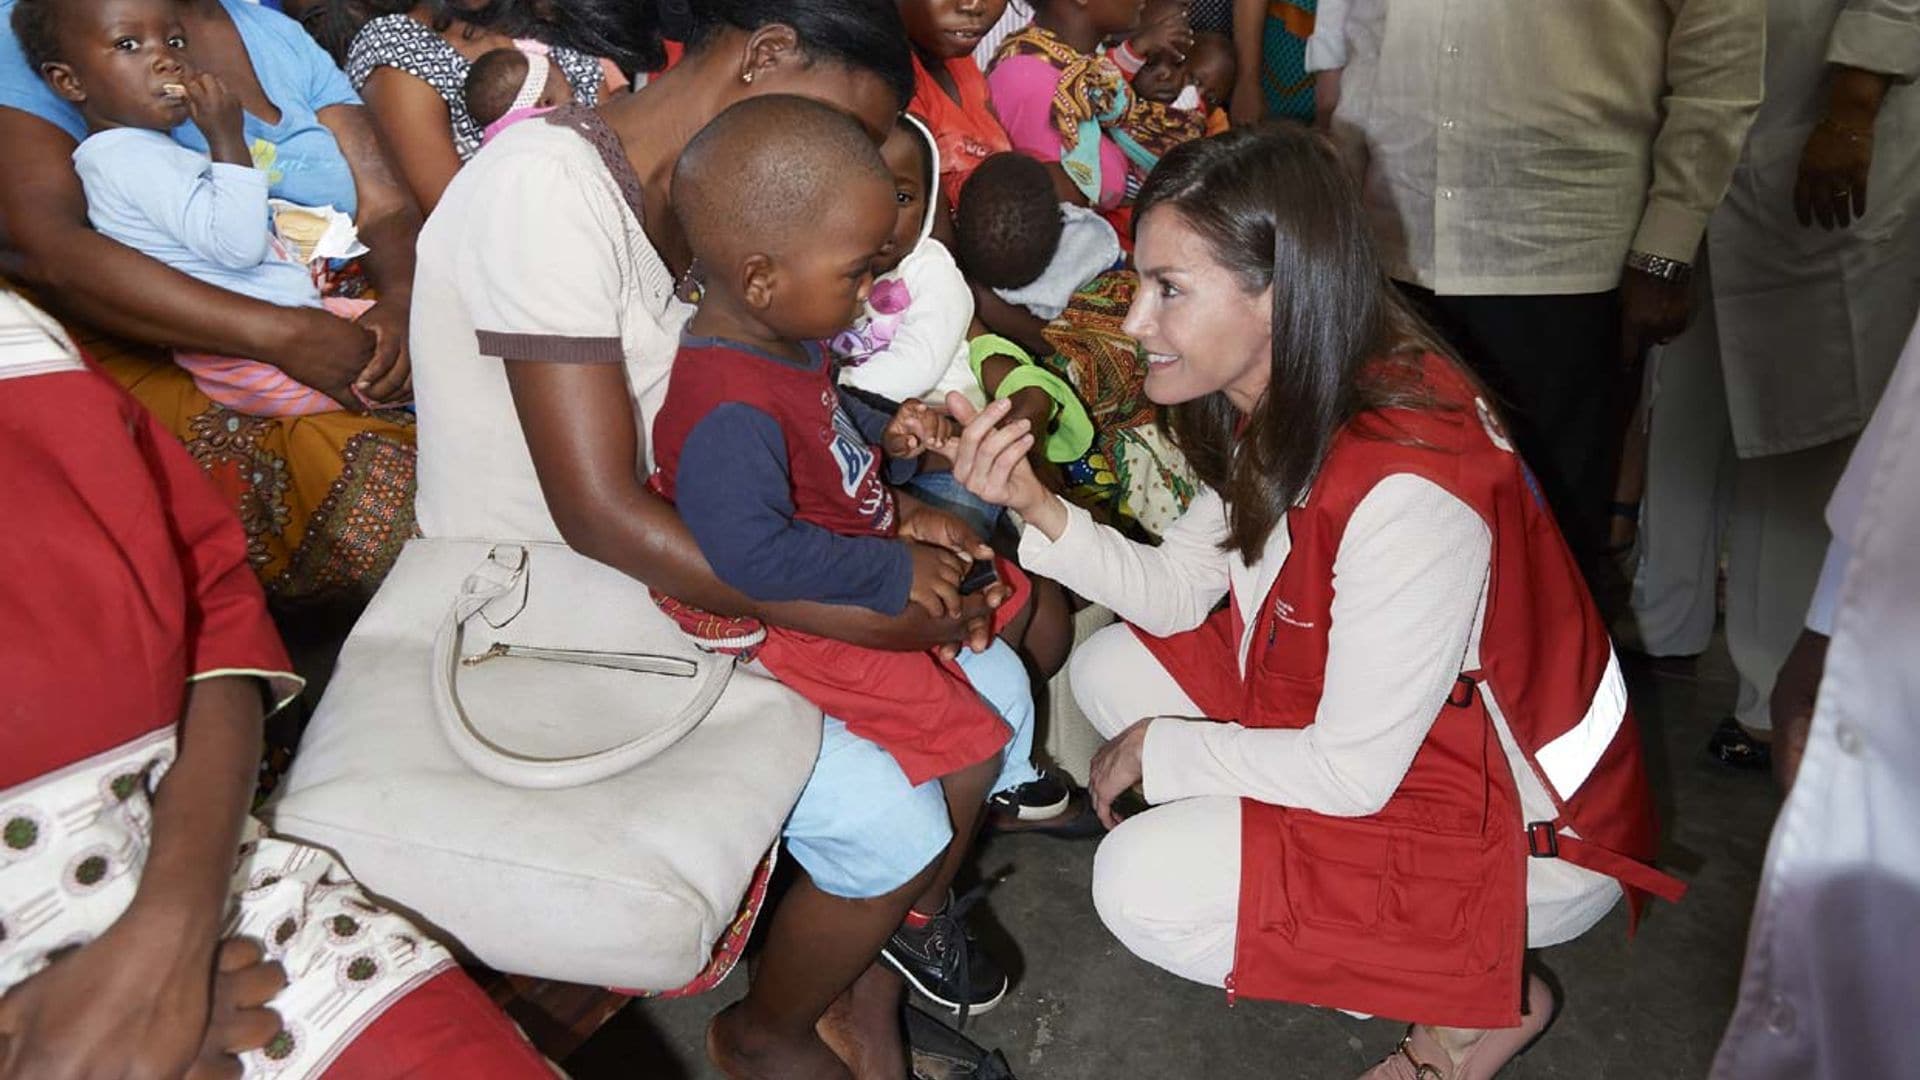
[1018,489,1232,637]
[1827,0,1920,81]
[457,149,628,363]
[839,241,976,403]
[1629,0,1766,263]
[1140,475,1491,817]
[1304,0,1352,72]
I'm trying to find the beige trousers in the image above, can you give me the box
[1074,623,1244,988]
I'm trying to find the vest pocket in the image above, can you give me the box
[1267,814,1499,977]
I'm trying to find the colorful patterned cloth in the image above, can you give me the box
[1261,0,1318,122]
[0,731,458,1079]
[996,24,1206,203]
[1040,271,1199,538]
[90,333,416,608]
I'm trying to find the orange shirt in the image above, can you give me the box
[908,54,1013,209]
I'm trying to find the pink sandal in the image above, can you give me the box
[1357,973,1558,1079]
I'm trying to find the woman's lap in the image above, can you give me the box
[1072,622,1240,985]
[94,344,416,605]
[1070,621,1203,739]
[784,639,1040,899]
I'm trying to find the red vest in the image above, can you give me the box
[651,338,897,539]
[1138,354,1684,1029]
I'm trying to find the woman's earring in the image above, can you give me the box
[741,70,755,85]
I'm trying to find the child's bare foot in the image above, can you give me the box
[816,964,908,1080]
[709,1002,854,1080]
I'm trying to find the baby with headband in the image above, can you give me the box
[463,44,576,146]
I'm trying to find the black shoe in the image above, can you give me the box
[881,886,1008,1022]
[1707,717,1772,771]
[906,1005,1018,1079]
[986,768,1071,820]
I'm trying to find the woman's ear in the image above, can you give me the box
[42,62,86,105]
[740,23,801,85]
[740,252,777,312]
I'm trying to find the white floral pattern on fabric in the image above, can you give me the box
[0,729,454,1078]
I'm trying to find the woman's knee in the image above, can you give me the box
[1089,801,1240,986]
[1090,811,1183,942]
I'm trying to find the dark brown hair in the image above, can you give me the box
[1134,123,1461,561]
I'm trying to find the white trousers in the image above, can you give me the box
[1074,622,1619,994]
[1072,624,1244,988]
[1634,268,1853,731]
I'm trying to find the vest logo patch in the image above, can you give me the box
[1274,598,1315,630]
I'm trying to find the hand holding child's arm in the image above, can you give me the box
[180,74,248,167]
[948,394,1067,538]
[906,540,970,618]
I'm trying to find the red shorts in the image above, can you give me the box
[757,559,1031,786]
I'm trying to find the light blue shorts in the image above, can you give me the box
[784,639,1041,898]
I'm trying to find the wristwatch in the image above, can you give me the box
[1625,249,1692,284]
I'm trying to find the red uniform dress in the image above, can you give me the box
[1136,355,1685,1028]
[650,337,1025,786]
[0,328,548,1079]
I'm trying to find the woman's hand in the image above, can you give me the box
[352,300,413,406]
[1089,718,1153,829]
[947,393,1066,537]
[0,906,234,1080]
[269,307,377,408]
[186,938,289,1080]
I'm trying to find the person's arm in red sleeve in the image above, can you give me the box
[0,363,297,1079]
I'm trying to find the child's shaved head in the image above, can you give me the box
[672,95,892,270]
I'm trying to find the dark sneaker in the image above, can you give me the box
[907,1005,1017,1079]
[1707,717,1772,771]
[881,887,1008,1022]
[987,769,1071,820]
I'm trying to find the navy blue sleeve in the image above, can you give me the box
[676,403,914,615]
[837,388,921,485]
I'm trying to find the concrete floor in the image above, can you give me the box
[564,643,1777,1080]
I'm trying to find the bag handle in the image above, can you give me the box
[429,545,734,789]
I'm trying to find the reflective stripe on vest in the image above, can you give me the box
[1533,648,1629,802]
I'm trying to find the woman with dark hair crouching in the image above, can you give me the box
[946,125,1689,1078]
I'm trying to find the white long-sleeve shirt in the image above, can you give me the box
[1711,316,1920,1080]
[1023,475,1619,943]
[1323,0,1766,295]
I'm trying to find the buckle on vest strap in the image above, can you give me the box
[1526,821,1560,858]
[1447,674,1477,708]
